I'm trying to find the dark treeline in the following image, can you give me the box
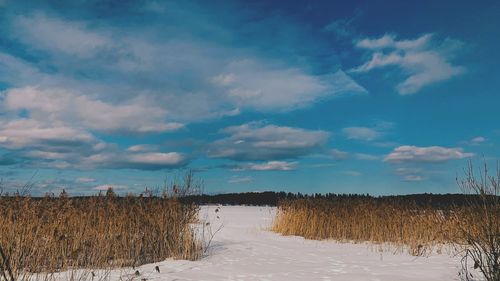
[2,190,487,207]
[179,191,483,207]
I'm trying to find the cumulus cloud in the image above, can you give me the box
[0,118,187,170]
[208,122,329,161]
[352,33,465,94]
[0,118,96,150]
[384,145,473,163]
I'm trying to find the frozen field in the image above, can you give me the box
[92,205,464,281]
[46,206,468,281]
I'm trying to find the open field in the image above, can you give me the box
[22,205,471,281]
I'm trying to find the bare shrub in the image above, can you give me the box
[456,161,500,281]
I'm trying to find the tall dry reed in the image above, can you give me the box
[272,197,468,255]
[0,192,201,278]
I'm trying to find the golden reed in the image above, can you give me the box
[0,192,201,276]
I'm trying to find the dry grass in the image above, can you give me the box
[0,192,201,278]
[272,197,470,255]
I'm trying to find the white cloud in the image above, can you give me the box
[6,12,366,125]
[470,136,486,145]
[0,11,367,173]
[82,151,188,170]
[213,62,366,111]
[3,87,182,134]
[127,144,160,152]
[0,118,96,149]
[402,174,423,182]
[234,161,298,171]
[352,33,465,94]
[228,176,253,184]
[329,149,349,160]
[342,126,381,141]
[0,118,187,170]
[395,167,424,182]
[385,145,473,163]
[208,122,329,161]
[13,13,112,58]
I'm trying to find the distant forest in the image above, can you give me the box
[179,191,483,207]
[7,190,486,207]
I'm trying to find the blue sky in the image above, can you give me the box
[0,0,499,195]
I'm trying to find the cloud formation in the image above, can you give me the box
[2,87,182,134]
[3,11,365,125]
[208,122,329,161]
[352,34,465,94]
[384,145,473,163]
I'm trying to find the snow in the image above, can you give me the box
[54,205,467,280]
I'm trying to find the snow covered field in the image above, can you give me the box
[86,205,463,281]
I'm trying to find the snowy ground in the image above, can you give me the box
[94,205,466,281]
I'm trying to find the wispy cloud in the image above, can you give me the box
[232,161,298,171]
[342,126,381,141]
[352,33,465,94]
[4,11,365,125]
[395,167,424,182]
[13,13,112,58]
[342,121,393,141]
[328,149,349,160]
[469,136,487,146]
[228,176,253,184]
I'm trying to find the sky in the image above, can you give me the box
[0,0,499,196]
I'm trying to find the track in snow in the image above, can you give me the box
[103,205,464,281]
